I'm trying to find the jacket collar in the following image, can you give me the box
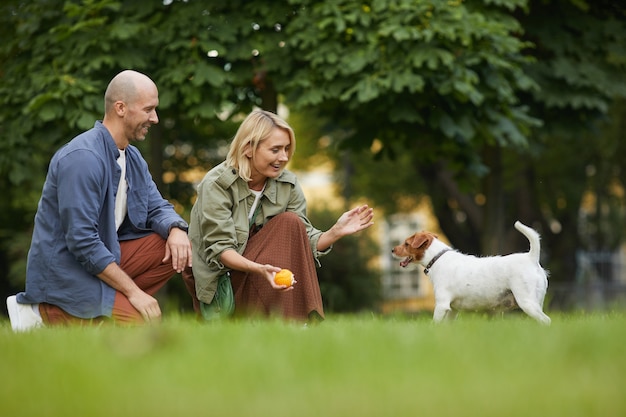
[95,121,124,160]
[224,164,297,205]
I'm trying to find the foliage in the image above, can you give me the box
[0,0,284,288]
[324,0,626,284]
[2,0,626,311]
[284,0,541,160]
[577,100,626,251]
[517,0,626,258]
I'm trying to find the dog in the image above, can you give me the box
[391,221,551,325]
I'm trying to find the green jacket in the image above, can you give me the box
[189,161,330,304]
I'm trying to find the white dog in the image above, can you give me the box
[392,221,551,324]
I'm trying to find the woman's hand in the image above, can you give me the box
[317,204,375,252]
[220,249,295,291]
[260,264,296,291]
[333,204,374,237]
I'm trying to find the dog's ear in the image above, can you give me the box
[409,233,433,249]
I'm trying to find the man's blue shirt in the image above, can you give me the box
[17,121,187,318]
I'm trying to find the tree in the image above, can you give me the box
[513,0,626,282]
[279,0,541,248]
[0,0,284,289]
[286,0,626,285]
[0,0,383,311]
[3,0,624,311]
[0,0,245,300]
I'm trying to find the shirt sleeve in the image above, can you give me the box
[145,177,188,238]
[126,148,188,239]
[56,149,117,275]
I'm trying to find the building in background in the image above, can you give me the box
[378,213,435,314]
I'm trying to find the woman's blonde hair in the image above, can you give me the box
[226,110,296,182]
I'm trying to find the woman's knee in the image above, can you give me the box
[270,212,303,228]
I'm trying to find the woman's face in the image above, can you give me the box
[248,127,291,186]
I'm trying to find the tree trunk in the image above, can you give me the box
[148,124,164,192]
[418,162,481,255]
[481,145,506,254]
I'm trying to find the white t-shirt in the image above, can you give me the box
[115,149,128,231]
[248,184,266,222]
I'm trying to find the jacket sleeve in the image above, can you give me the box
[194,177,241,270]
[285,177,331,263]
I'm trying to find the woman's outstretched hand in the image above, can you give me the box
[316,204,375,255]
[333,204,375,237]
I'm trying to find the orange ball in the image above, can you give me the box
[274,269,295,287]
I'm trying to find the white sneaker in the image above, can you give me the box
[6,295,43,332]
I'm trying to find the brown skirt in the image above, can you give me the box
[231,212,324,321]
[183,212,325,321]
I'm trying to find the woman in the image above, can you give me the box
[184,110,374,321]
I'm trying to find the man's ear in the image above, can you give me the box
[113,101,126,116]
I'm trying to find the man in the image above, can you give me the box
[6,70,192,331]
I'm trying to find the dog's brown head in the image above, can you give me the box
[391,231,437,267]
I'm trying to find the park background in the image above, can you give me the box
[1,0,626,318]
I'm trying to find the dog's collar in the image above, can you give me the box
[423,248,452,275]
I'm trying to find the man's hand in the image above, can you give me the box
[98,263,163,323]
[163,227,192,273]
[127,289,162,322]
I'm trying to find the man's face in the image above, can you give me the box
[125,84,159,142]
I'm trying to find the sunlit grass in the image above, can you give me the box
[1,312,625,417]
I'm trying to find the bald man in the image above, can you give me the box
[7,70,192,331]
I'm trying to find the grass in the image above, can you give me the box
[1,312,625,417]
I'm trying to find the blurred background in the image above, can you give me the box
[1,0,625,317]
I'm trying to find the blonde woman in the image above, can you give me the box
[184,110,374,321]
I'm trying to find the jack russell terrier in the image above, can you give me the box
[392,221,551,325]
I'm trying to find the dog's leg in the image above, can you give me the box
[433,303,453,322]
[510,277,551,325]
[516,299,551,325]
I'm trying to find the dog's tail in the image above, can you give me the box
[514,221,541,262]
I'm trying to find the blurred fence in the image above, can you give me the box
[548,250,626,311]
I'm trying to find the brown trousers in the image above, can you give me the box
[39,233,175,326]
[183,212,325,321]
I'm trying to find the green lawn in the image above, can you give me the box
[1,312,624,417]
